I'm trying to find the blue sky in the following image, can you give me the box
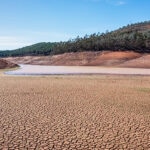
[0,0,149,50]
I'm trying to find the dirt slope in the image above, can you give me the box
[4,51,150,68]
[119,55,150,68]
[0,59,18,69]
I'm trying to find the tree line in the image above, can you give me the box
[0,21,150,57]
[0,42,56,57]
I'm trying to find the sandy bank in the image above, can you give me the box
[5,51,150,68]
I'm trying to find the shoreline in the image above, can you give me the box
[4,64,150,76]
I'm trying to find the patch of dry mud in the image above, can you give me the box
[0,75,150,149]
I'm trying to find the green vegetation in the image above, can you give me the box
[0,42,56,57]
[0,21,150,57]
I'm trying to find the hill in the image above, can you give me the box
[116,21,150,33]
[0,21,150,58]
[0,59,18,69]
[0,42,56,57]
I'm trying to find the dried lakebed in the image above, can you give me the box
[5,64,150,75]
[0,75,150,149]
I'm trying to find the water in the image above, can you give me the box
[5,64,150,75]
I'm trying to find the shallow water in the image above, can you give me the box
[5,64,150,75]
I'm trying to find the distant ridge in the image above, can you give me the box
[116,21,150,33]
[0,21,150,57]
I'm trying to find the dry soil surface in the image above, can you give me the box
[5,51,150,68]
[0,74,150,149]
[0,59,18,69]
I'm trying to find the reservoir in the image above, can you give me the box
[5,64,150,75]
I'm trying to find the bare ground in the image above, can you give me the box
[5,51,150,68]
[0,59,18,69]
[0,74,150,149]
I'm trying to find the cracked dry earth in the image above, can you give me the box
[0,75,150,150]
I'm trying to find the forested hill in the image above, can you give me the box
[0,42,57,57]
[0,21,150,57]
[116,21,150,33]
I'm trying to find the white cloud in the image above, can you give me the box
[0,36,32,50]
[116,1,126,5]
[87,0,126,6]
[106,0,126,6]
[0,31,72,50]
[90,0,102,2]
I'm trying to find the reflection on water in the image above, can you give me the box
[5,64,150,75]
